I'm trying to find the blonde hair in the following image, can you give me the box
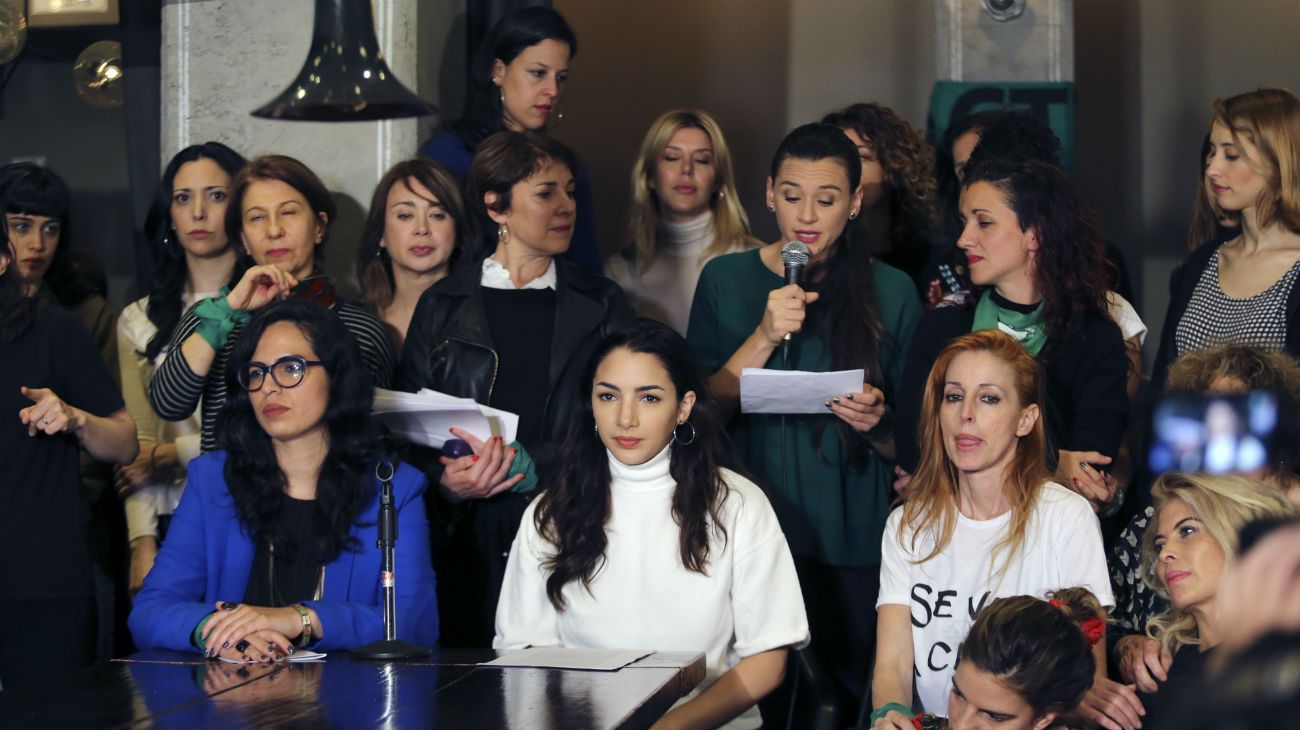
[619,109,758,274]
[898,330,1049,575]
[1141,472,1296,653]
[1209,88,1300,233]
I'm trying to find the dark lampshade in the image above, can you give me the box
[251,0,437,122]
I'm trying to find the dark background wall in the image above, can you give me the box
[0,3,160,310]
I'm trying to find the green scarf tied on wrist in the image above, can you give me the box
[971,290,1048,356]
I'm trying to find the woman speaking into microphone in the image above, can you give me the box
[686,123,921,710]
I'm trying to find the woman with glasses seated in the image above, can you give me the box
[130,301,438,661]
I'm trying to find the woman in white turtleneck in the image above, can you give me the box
[495,319,808,730]
[607,110,760,333]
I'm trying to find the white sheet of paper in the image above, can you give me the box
[739,368,866,414]
[480,648,652,672]
[371,388,519,448]
[218,650,326,664]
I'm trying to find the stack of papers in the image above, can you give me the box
[739,368,865,414]
[372,388,519,449]
[480,648,652,671]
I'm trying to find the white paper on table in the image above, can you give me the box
[218,650,326,664]
[479,647,652,671]
[739,368,866,414]
[371,388,519,448]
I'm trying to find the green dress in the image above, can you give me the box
[687,248,921,567]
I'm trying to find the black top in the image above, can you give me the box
[1151,233,1300,391]
[481,288,557,448]
[895,292,1131,472]
[242,496,324,607]
[1141,644,1214,728]
[0,307,124,601]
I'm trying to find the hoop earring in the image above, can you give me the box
[671,420,696,446]
[498,223,510,246]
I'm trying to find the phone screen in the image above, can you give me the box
[1148,392,1277,475]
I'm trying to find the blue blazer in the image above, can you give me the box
[129,451,438,652]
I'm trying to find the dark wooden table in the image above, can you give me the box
[0,648,705,729]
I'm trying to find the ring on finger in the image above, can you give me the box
[41,418,51,425]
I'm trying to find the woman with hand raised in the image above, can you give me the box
[149,155,394,454]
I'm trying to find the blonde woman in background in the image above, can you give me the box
[607,109,759,333]
[1132,472,1295,726]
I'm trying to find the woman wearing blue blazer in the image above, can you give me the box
[130,301,437,659]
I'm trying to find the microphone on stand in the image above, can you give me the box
[351,459,432,661]
[780,241,810,365]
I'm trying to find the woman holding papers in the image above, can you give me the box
[870,329,1113,729]
[148,155,395,454]
[892,157,1129,512]
[398,130,632,646]
[131,301,437,659]
[685,123,921,712]
[495,318,809,730]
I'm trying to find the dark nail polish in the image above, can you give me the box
[220,601,236,610]
[823,401,832,408]
[287,646,295,654]
[832,397,841,404]
[846,393,854,400]
[275,654,285,661]
[260,655,268,662]
[222,641,229,649]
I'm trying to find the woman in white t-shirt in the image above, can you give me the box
[870,329,1114,728]
[495,318,808,730]
[606,110,759,333]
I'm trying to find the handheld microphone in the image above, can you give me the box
[780,241,810,364]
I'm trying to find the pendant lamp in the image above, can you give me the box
[251,0,436,122]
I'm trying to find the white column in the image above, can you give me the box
[160,0,443,289]
[935,0,1073,82]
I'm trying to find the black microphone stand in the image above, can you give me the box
[351,460,432,660]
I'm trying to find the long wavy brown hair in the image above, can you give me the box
[822,102,937,269]
[960,157,1111,352]
[898,330,1048,574]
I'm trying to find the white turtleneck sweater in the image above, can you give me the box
[495,445,809,730]
[605,211,754,334]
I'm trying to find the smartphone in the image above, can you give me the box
[1148,392,1278,475]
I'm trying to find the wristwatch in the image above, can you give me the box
[291,604,313,648]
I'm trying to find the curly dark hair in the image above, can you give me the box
[934,110,1006,243]
[956,588,1101,716]
[822,102,938,277]
[216,300,383,564]
[142,142,247,360]
[960,156,1110,349]
[533,318,732,610]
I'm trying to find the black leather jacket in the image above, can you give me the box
[395,256,631,646]
[397,256,633,465]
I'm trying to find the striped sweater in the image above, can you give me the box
[148,299,394,453]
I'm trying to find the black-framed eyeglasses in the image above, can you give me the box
[236,355,324,392]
